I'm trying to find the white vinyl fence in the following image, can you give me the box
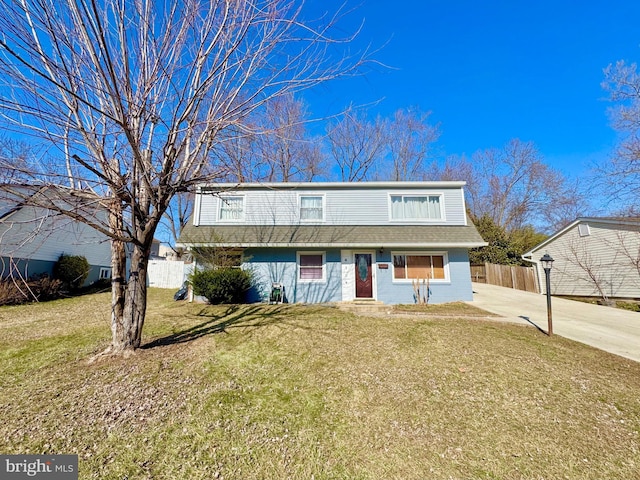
[147,260,193,289]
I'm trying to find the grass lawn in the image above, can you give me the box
[1,289,639,480]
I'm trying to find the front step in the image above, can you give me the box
[336,300,391,315]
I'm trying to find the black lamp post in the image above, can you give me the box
[540,253,555,336]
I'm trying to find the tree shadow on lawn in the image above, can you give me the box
[142,304,302,349]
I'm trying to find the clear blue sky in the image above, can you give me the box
[303,0,640,179]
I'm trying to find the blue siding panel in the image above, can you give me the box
[1,257,111,287]
[244,247,472,305]
[244,248,343,304]
[376,249,473,304]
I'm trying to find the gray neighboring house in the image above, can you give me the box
[178,181,486,304]
[522,217,640,299]
[0,186,113,285]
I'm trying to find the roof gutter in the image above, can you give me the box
[178,241,488,249]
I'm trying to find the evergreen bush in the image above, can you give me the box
[53,254,90,290]
[190,268,251,304]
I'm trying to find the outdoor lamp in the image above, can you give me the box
[540,253,554,271]
[539,253,554,336]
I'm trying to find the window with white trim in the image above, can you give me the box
[297,252,326,282]
[392,253,448,281]
[390,194,442,220]
[99,267,112,280]
[219,196,244,221]
[299,195,324,222]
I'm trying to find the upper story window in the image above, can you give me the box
[300,195,324,222]
[390,194,442,221]
[219,196,244,221]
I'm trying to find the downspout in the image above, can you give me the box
[192,185,202,227]
[521,253,543,294]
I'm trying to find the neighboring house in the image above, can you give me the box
[150,238,162,259]
[522,217,640,299]
[178,181,486,304]
[0,186,113,285]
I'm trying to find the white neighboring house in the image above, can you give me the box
[0,186,113,285]
[522,217,640,299]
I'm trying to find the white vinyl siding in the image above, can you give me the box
[195,185,466,226]
[0,205,111,266]
[531,222,640,298]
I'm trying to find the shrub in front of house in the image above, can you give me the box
[53,254,90,290]
[189,268,251,304]
[0,279,26,306]
[32,275,64,301]
[0,275,63,306]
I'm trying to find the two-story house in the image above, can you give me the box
[178,182,486,304]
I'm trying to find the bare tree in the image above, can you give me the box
[213,125,262,183]
[385,108,440,181]
[428,155,474,183]
[0,136,34,184]
[460,139,582,232]
[160,192,195,252]
[0,0,367,354]
[326,108,388,181]
[256,94,325,182]
[600,60,640,210]
[545,179,591,233]
[612,230,640,279]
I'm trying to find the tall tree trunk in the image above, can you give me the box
[111,241,152,352]
[109,204,127,349]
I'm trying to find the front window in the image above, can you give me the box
[300,195,324,222]
[393,253,446,281]
[99,267,112,280]
[219,196,244,221]
[390,195,442,220]
[298,252,325,282]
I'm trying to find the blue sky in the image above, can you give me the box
[303,1,640,179]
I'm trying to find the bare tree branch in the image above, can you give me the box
[0,0,369,354]
[600,60,640,209]
[326,108,388,181]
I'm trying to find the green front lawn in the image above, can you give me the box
[1,290,639,479]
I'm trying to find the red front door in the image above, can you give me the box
[355,253,373,298]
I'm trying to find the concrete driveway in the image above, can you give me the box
[469,282,640,363]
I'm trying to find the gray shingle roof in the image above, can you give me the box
[179,222,486,248]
